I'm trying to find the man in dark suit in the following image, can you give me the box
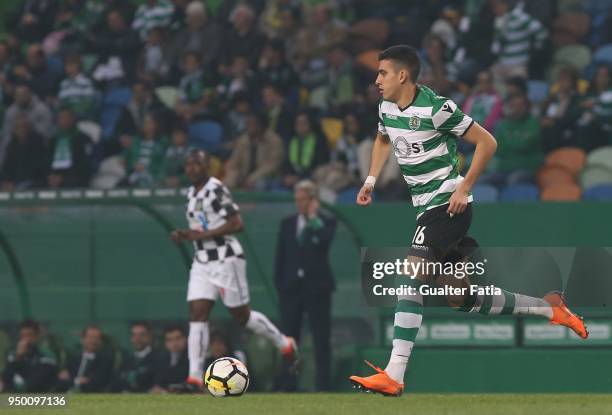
[113,322,159,393]
[56,325,114,392]
[274,180,336,391]
[151,325,189,393]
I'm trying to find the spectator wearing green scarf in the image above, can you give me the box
[283,111,329,188]
[47,108,94,188]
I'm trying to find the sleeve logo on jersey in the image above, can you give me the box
[442,102,454,114]
[409,115,421,131]
[394,136,423,157]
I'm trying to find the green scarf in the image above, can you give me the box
[52,132,74,170]
[289,133,316,173]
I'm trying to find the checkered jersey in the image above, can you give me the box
[186,177,244,262]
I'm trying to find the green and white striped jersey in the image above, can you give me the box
[378,85,474,218]
[492,6,547,66]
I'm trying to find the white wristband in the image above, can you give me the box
[365,176,377,188]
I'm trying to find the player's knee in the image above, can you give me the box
[189,304,210,321]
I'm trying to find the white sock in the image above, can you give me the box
[385,291,423,384]
[513,293,553,319]
[245,310,288,350]
[465,288,553,319]
[188,321,209,379]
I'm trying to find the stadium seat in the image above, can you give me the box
[580,164,612,189]
[348,19,389,53]
[499,184,539,202]
[594,43,612,64]
[544,147,586,177]
[527,80,549,104]
[583,184,612,200]
[336,187,360,204]
[536,165,575,189]
[540,183,582,201]
[98,106,123,140]
[586,146,612,170]
[155,86,179,109]
[77,120,102,144]
[188,120,223,153]
[321,117,343,149]
[103,87,132,108]
[471,184,498,202]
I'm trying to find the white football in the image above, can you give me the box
[204,357,250,397]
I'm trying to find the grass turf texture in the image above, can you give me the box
[4,394,612,415]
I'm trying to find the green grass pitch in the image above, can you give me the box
[6,394,612,415]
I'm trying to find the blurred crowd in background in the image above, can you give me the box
[0,319,247,393]
[0,0,612,203]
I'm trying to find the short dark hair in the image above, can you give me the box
[20,319,41,333]
[131,321,152,333]
[379,45,421,83]
[81,324,102,337]
[163,324,186,337]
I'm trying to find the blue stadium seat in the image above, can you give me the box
[527,80,549,104]
[103,87,132,108]
[500,184,539,202]
[583,184,612,201]
[594,43,612,64]
[99,107,123,140]
[188,121,223,152]
[336,187,360,204]
[471,184,498,202]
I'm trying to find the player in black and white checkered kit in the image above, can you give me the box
[172,150,298,390]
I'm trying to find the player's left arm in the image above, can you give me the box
[447,122,497,215]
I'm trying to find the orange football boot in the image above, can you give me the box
[349,360,404,397]
[185,375,204,392]
[544,291,589,339]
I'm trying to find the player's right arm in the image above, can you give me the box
[357,132,391,206]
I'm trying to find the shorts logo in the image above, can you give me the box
[409,115,421,131]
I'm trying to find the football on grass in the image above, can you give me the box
[204,357,250,397]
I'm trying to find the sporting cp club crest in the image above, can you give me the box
[409,115,421,131]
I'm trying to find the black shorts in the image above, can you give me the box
[407,203,472,262]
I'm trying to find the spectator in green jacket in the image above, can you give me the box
[121,113,168,187]
[480,94,543,187]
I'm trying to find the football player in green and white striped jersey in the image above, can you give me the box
[349,45,588,397]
